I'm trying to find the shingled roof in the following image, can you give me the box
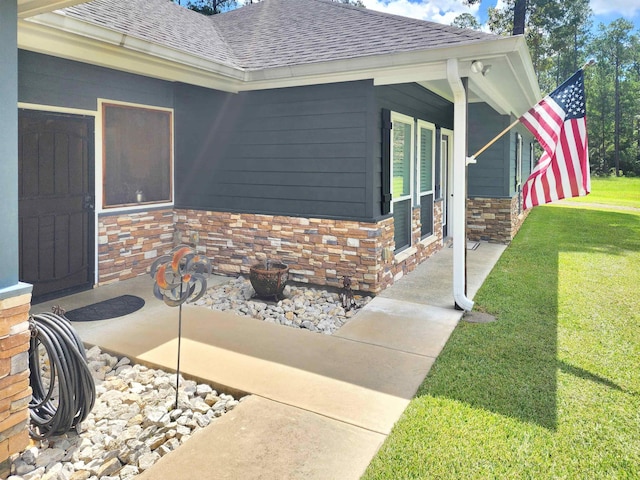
[60,0,498,72]
[61,0,240,68]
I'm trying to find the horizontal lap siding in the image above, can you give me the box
[174,81,372,220]
[468,103,511,198]
[18,50,174,110]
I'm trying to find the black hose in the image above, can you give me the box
[28,312,96,439]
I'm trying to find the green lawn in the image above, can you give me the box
[567,176,640,208]
[363,199,640,478]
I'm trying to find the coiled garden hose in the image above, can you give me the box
[28,312,96,439]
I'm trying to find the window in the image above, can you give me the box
[417,121,435,238]
[515,132,523,190]
[391,113,414,251]
[102,103,172,208]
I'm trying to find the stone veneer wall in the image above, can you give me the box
[467,196,529,244]
[97,209,175,285]
[0,293,32,476]
[174,202,443,294]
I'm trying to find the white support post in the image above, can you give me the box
[446,58,474,311]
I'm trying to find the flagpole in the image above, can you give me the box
[468,59,595,163]
[469,117,521,160]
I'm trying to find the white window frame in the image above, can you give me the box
[440,128,454,235]
[390,112,415,211]
[390,112,415,252]
[516,132,523,189]
[417,120,436,199]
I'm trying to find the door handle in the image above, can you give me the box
[83,194,94,211]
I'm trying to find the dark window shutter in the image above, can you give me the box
[381,109,392,215]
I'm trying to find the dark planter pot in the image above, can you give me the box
[249,262,289,300]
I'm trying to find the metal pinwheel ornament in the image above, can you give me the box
[150,245,212,408]
[150,245,211,307]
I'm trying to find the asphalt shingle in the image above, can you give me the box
[213,0,497,70]
[61,0,240,68]
[59,0,499,72]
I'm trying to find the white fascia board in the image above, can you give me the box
[241,36,535,94]
[20,14,244,93]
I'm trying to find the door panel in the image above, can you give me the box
[18,110,94,300]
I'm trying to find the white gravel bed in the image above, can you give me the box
[194,277,372,335]
[9,346,244,480]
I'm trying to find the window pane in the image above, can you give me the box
[392,121,411,198]
[393,199,411,251]
[420,193,433,237]
[104,105,172,207]
[419,127,433,193]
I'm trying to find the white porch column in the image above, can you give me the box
[446,58,474,311]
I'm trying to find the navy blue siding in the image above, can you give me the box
[468,103,511,197]
[18,50,174,110]
[174,81,372,220]
[468,103,535,198]
[373,84,453,218]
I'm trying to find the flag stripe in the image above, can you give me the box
[519,69,590,210]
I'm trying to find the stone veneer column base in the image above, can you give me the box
[0,292,33,475]
[467,196,529,243]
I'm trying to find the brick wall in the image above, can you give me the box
[97,209,175,285]
[467,196,529,243]
[0,293,32,474]
[175,202,443,294]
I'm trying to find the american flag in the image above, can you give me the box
[520,70,590,210]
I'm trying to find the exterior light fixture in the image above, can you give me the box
[470,60,484,74]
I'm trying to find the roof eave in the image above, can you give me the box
[240,35,541,116]
[20,12,245,93]
[19,11,540,115]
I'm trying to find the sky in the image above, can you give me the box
[359,0,640,32]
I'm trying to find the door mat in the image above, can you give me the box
[63,295,145,322]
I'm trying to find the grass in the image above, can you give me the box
[567,176,640,208]
[362,193,640,478]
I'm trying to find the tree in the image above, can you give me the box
[487,0,591,94]
[333,0,365,6]
[181,0,237,15]
[452,13,481,30]
[586,19,639,176]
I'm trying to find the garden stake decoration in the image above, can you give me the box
[150,245,211,408]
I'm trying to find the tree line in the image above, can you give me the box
[455,0,640,177]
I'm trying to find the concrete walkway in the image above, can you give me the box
[34,242,506,479]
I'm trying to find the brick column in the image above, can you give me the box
[0,293,32,476]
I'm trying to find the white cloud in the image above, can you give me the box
[361,0,479,25]
[590,0,640,17]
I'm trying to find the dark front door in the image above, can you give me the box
[18,110,94,301]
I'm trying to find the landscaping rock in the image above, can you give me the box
[195,277,371,335]
[9,346,244,480]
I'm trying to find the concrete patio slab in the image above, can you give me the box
[136,396,385,480]
[335,297,461,357]
[67,304,434,435]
